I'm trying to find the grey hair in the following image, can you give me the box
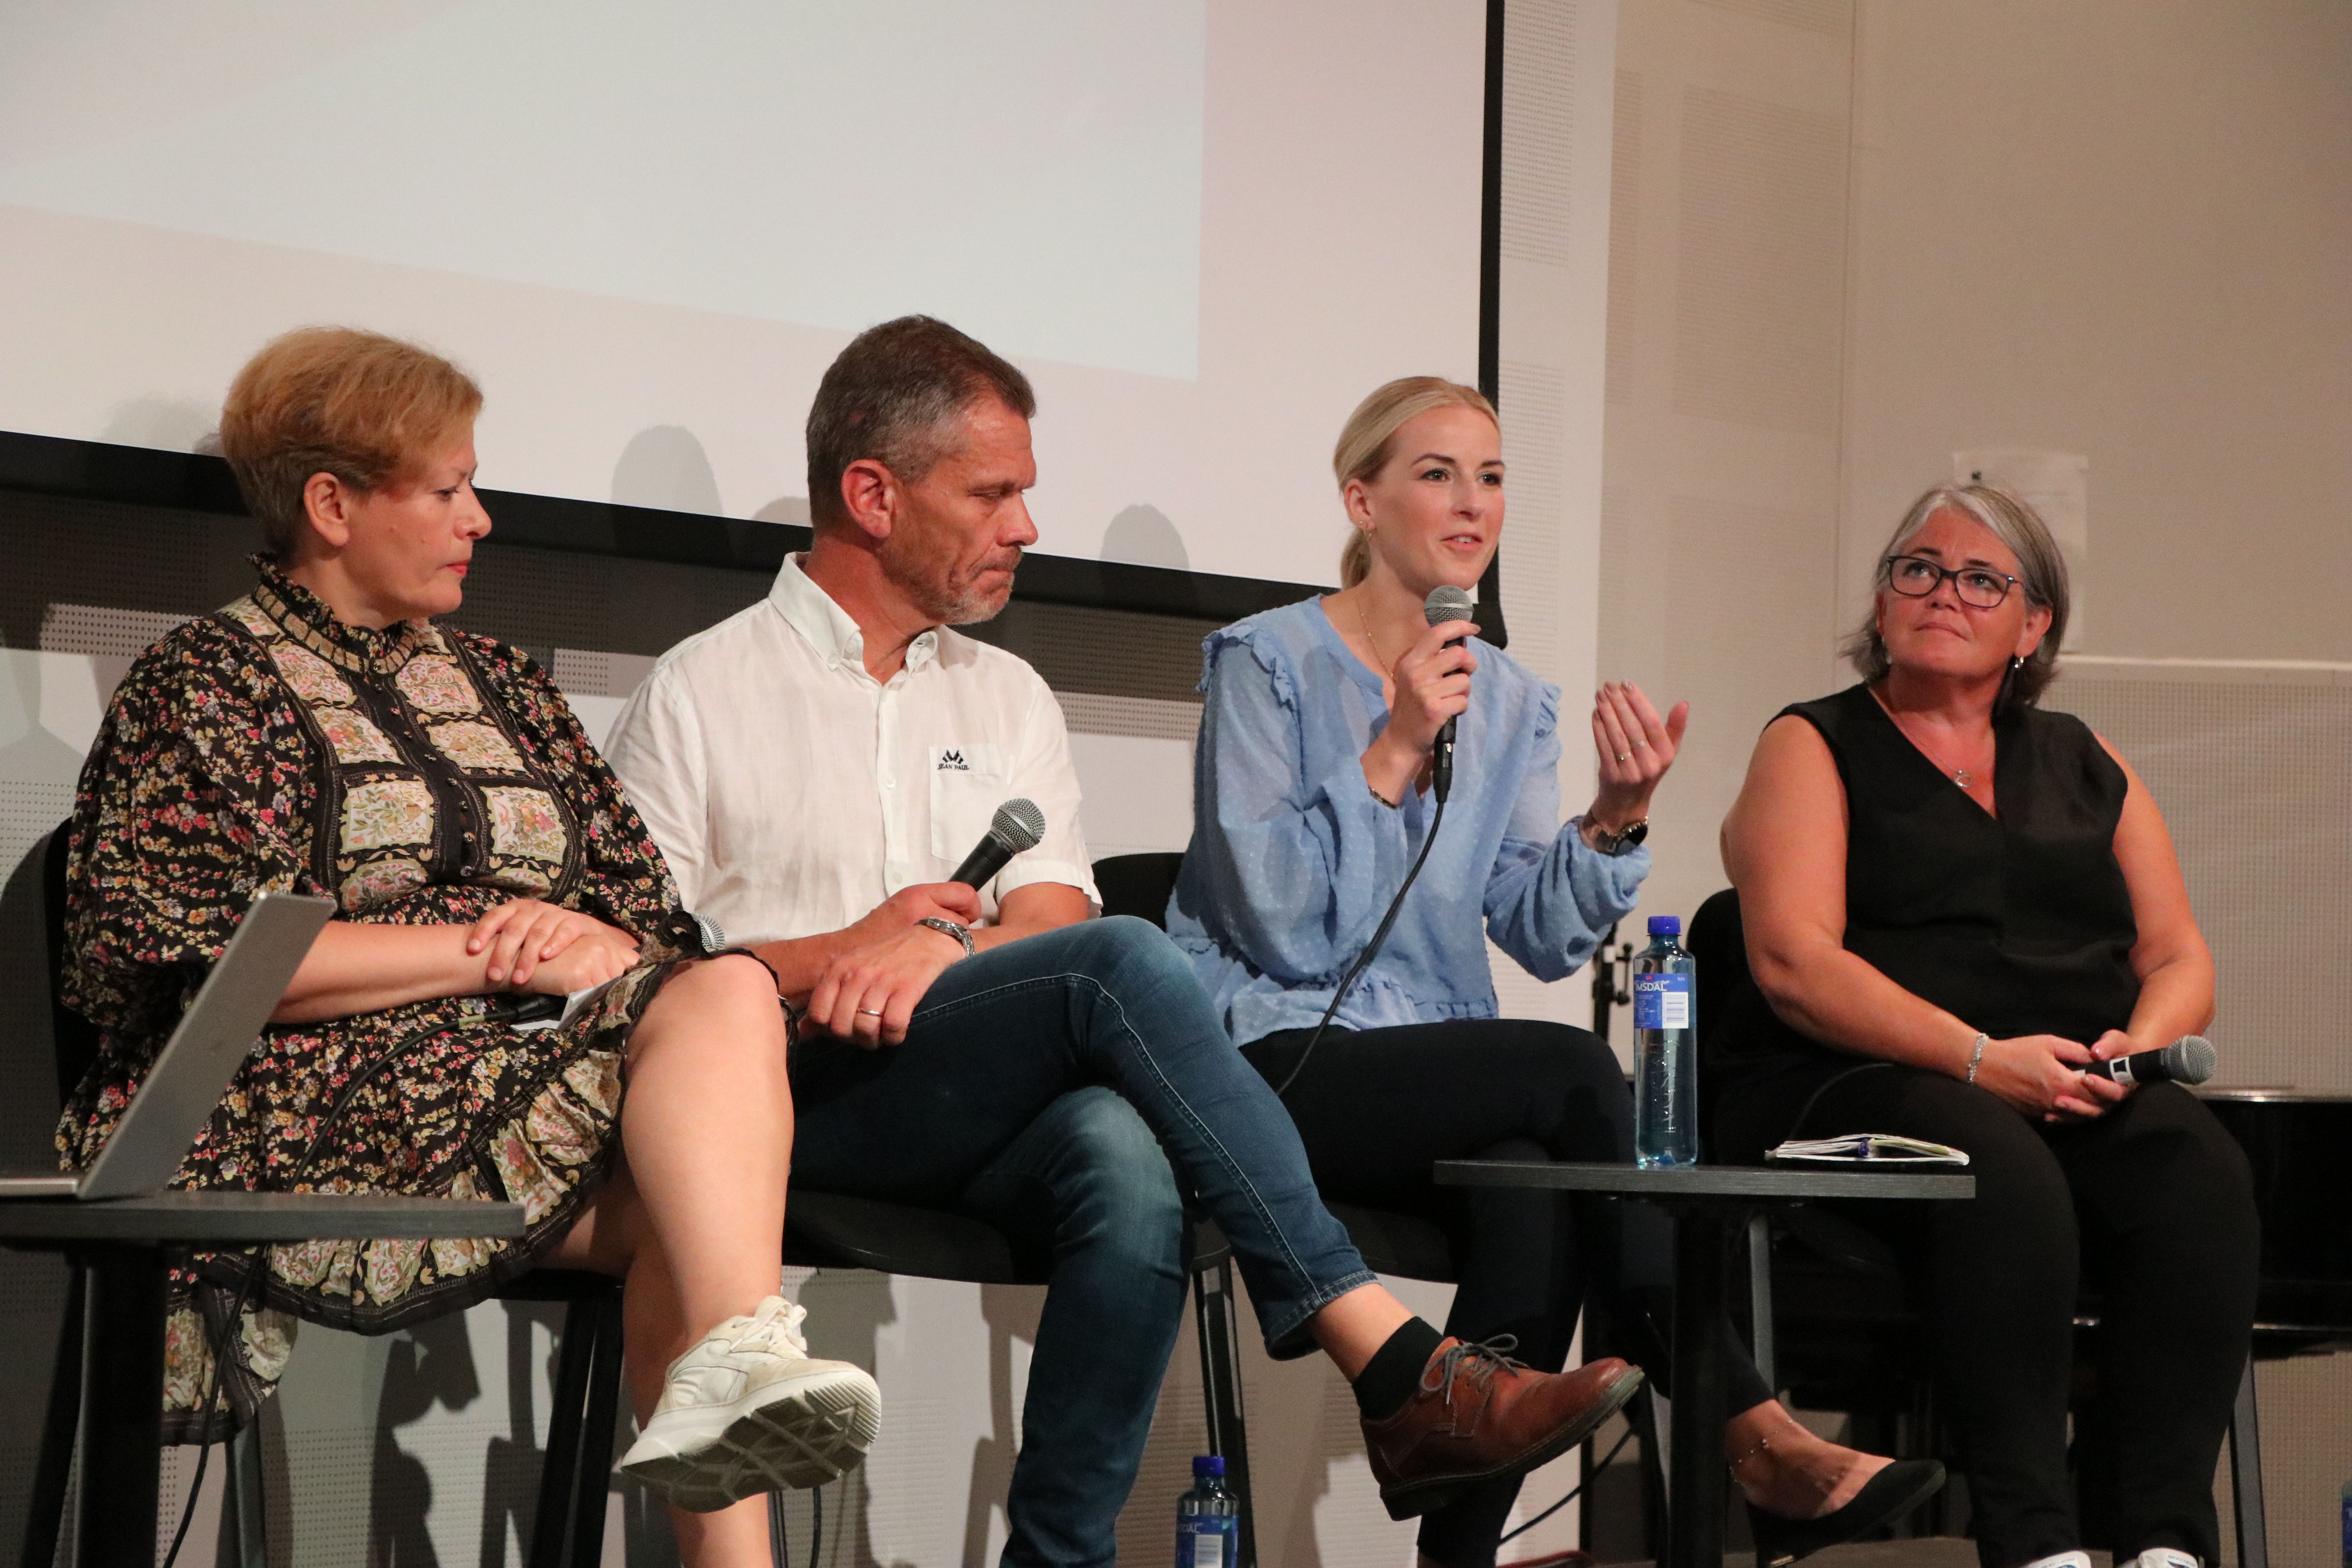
[804,315,1036,529]
[1840,483,2070,708]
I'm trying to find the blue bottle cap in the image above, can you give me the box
[1193,1454,1226,1478]
[1648,915,1681,936]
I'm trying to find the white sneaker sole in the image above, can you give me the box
[616,1366,880,1512]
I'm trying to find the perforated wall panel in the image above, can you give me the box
[1687,0,1851,36]
[1502,0,1583,267]
[2053,663,2352,1092]
[1673,86,1847,436]
[1605,70,1645,408]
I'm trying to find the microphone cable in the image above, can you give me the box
[1269,791,1447,1100]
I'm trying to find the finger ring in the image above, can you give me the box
[857,1007,884,1017]
[1615,752,1631,762]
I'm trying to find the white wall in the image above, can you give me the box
[1598,2,2352,1560]
[1840,0,2352,664]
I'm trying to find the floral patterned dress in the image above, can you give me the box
[59,561,711,1439]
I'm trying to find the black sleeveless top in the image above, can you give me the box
[1709,684,2141,1084]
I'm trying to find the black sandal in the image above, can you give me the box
[1747,1458,1948,1567]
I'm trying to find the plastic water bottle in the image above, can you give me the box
[1175,1454,1240,1568]
[1633,914,1698,1167]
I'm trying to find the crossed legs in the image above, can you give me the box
[546,953,793,1567]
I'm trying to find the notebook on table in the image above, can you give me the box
[0,891,333,1201]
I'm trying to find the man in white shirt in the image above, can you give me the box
[606,317,1654,1568]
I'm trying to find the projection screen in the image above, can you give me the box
[0,0,1485,590]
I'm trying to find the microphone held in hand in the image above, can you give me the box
[1423,586,1475,803]
[2088,1034,2218,1087]
[949,798,1047,888]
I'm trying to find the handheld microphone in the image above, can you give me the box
[1423,586,1475,803]
[2087,1034,2217,1087]
[949,798,1046,888]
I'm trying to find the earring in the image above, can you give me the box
[1996,653,2022,711]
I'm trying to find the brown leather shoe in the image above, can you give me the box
[1362,1338,1643,1521]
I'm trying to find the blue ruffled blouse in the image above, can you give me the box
[1165,597,1650,1045]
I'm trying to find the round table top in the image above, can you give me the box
[1433,1159,1975,1201]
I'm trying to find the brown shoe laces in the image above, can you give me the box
[1420,1334,1530,1406]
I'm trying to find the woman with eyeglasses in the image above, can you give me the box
[1712,485,2257,1568]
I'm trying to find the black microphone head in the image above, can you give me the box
[1423,585,1475,628]
[2164,1034,2218,1085]
[991,798,1046,853]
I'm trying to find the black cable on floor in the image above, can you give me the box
[1496,1422,1636,1547]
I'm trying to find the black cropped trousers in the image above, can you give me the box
[1716,1064,2258,1568]
[1247,1018,1773,1568]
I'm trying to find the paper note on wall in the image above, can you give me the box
[1951,450,2089,649]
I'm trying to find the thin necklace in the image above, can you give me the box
[1875,691,1991,789]
[1352,591,1396,675]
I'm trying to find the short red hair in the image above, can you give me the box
[218,327,482,556]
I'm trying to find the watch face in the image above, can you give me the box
[1624,821,1650,848]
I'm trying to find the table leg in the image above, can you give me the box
[79,1243,167,1567]
[1665,1209,1730,1568]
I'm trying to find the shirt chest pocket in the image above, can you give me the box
[928,743,1009,863]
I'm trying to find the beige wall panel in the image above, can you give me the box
[1840,0,2352,662]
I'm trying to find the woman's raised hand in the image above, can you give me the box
[1361,617,1480,804]
[1383,617,1480,755]
[468,899,641,991]
[1589,681,1689,827]
[1973,1033,2129,1121]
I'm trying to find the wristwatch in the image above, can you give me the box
[916,915,976,958]
[1588,817,1650,856]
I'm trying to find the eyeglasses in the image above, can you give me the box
[1882,554,2018,610]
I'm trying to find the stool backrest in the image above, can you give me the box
[1091,852,1184,930]
[1686,887,1747,1057]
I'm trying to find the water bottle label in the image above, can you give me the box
[1178,1519,1234,1568]
[1634,972,1691,1030]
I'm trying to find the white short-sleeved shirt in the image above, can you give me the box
[604,554,1098,946]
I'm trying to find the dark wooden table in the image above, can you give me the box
[1433,1161,1974,1568]
[0,1191,528,1566]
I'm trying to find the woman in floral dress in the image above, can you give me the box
[60,327,865,1563]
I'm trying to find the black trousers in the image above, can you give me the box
[1248,1018,1773,1568]
[1716,1064,2258,1568]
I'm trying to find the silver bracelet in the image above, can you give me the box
[1965,1032,1988,1084]
[915,915,975,959]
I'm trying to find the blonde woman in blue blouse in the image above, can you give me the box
[1167,378,1940,1568]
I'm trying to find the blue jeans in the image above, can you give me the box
[789,917,1374,1568]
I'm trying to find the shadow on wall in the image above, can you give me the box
[614,427,724,517]
[477,1300,568,1568]
[372,1311,482,1563]
[101,397,216,455]
[960,1285,1045,1567]
[1100,505,1188,572]
[796,1268,901,1567]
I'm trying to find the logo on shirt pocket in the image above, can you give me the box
[930,744,1005,862]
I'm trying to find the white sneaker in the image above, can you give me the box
[2020,1556,2092,1568]
[615,1296,880,1511]
[2132,1552,2200,1568]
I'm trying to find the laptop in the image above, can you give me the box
[0,891,333,1200]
